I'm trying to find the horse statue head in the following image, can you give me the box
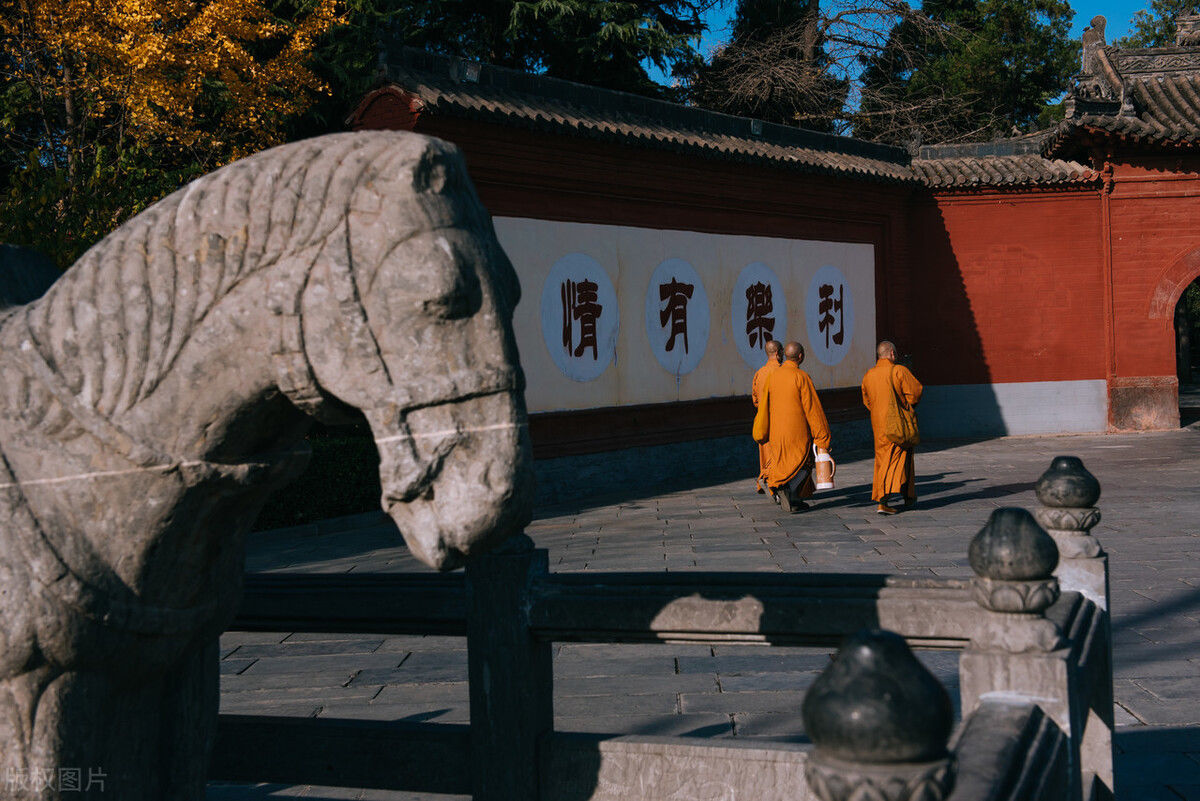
[0,131,533,798]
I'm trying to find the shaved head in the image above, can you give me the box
[764,339,780,355]
[877,340,897,360]
[783,341,805,364]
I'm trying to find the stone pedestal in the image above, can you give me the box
[961,499,1112,801]
[1034,456,1114,800]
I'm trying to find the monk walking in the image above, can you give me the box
[763,342,831,512]
[751,339,783,494]
[861,340,923,515]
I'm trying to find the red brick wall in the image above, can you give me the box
[908,189,1106,386]
[1107,156,1200,379]
[354,100,1200,433]
[352,109,915,450]
[395,114,916,352]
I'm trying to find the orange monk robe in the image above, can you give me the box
[861,359,924,502]
[763,362,831,495]
[751,357,781,483]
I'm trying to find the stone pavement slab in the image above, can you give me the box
[212,428,1200,800]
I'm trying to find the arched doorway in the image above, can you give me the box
[1179,278,1200,427]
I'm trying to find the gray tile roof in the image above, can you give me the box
[381,49,916,184]
[378,48,1096,191]
[1051,29,1200,155]
[910,154,1097,188]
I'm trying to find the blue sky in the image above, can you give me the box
[653,0,1149,85]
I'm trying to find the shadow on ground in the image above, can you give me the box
[1115,725,1200,798]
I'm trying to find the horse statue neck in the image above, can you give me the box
[0,148,354,614]
[0,131,536,800]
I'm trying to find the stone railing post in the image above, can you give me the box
[465,534,553,801]
[802,629,955,801]
[959,507,1100,801]
[1034,456,1114,800]
[966,507,1063,653]
[1033,456,1107,609]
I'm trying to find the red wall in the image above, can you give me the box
[356,112,916,452]
[1103,153,1200,427]
[908,190,1107,386]
[1107,156,1200,378]
[357,96,1200,433]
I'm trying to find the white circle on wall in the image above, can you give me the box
[804,264,855,366]
[732,262,787,369]
[644,258,709,377]
[540,253,619,382]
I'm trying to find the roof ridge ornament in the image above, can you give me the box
[1176,14,1200,47]
[1065,16,1129,119]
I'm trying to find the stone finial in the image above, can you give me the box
[1082,16,1107,54]
[969,508,1059,583]
[968,509,1063,651]
[1176,14,1200,46]
[1034,456,1103,560]
[1035,456,1100,509]
[802,629,955,801]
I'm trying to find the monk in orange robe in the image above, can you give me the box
[861,340,923,515]
[763,342,831,512]
[751,339,782,494]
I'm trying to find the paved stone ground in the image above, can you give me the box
[210,426,1200,800]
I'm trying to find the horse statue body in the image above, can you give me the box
[0,132,534,799]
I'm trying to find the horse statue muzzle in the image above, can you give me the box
[0,132,533,799]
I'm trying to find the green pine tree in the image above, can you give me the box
[284,0,708,114]
[1117,0,1199,47]
[854,0,1078,145]
[687,0,848,131]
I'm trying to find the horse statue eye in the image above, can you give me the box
[360,230,484,322]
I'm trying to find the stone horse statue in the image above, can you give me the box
[0,132,534,799]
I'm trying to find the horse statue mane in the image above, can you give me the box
[0,131,533,799]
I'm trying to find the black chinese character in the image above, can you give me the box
[561,278,603,360]
[659,278,694,353]
[817,283,844,348]
[745,282,775,349]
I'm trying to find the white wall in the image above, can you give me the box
[494,217,876,414]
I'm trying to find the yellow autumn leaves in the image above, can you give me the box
[2,0,343,157]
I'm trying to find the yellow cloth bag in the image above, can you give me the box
[752,384,770,444]
[884,365,920,447]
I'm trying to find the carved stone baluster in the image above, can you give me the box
[960,505,1109,801]
[1033,456,1114,800]
[1033,456,1106,609]
[966,507,1063,653]
[802,629,955,801]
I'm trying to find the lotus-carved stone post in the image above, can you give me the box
[959,503,1110,801]
[802,629,955,801]
[1033,456,1107,609]
[1035,456,1114,800]
[966,507,1063,653]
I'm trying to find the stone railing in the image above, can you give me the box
[211,457,1113,801]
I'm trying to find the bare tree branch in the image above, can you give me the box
[686,0,1005,144]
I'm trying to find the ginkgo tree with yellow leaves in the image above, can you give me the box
[0,0,342,265]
